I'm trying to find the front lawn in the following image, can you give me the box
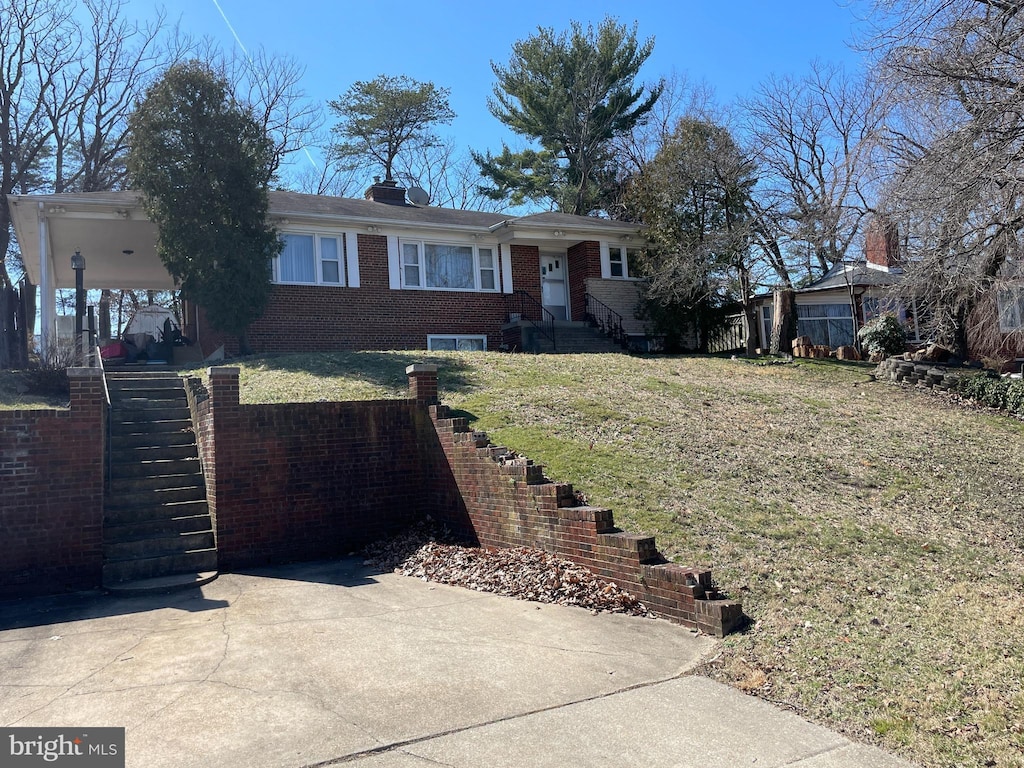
[148,351,1024,766]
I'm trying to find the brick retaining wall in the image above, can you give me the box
[415,367,743,636]
[191,368,429,569]
[0,369,106,597]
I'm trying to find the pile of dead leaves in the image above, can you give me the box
[363,524,650,617]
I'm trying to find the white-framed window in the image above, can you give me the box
[609,246,643,279]
[998,286,1024,332]
[400,239,499,292]
[427,334,487,351]
[275,232,348,286]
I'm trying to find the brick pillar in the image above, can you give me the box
[67,366,105,414]
[209,366,240,409]
[406,364,438,405]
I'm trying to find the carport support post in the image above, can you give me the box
[406,364,438,405]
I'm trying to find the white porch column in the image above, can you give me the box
[37,203,56,359]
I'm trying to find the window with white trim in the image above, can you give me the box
[400,240,498,291]
[609,246,644,279]
[427,334,486,351]
[275,232,348,285]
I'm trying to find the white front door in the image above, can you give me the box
[540,253,567,320]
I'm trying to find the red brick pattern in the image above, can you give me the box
[417,371,743,635]
[198,236,544,356]
[193,367,429,569]
[0,369,105,597]
[568,241,602,322]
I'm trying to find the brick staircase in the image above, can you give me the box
[522,321,626,354]
[103,371,217,593]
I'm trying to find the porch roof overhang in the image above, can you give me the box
[488,215,644,250]
[8,191,170,290]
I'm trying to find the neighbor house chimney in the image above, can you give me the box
[365,177,407,205]
[865,217,899,270]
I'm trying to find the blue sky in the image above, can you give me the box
[123,0,873,168]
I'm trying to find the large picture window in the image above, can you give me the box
[275,232,347,286]
[400,240,498,292]
[796,302,855,347]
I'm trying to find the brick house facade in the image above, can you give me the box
[9,184,649,356]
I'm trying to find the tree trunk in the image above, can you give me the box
[770,287,796,355]
[743,302,758,356]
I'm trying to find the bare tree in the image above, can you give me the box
[868,0,1024,357]
[209,44,324,186]
[741,62,887,351]
[393,137,505,211]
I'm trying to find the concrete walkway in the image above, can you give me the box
[0,559,916,768]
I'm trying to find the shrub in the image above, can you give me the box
[858,313,907,358]
[955,373,1021,412]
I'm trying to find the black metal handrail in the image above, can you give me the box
[506,290,556,351]
[584,293,627,346]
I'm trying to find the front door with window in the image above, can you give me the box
[540,253,567,320]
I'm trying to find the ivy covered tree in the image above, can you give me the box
[475,17,662,215]
[329,74,455,184]
[127,60,280,354]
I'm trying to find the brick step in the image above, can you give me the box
[111,404,190,421]
[105,376,183,388]
[104,513,214,540]
[110,442,198,462]
[102,548,218,585]
[104,571,218,595]
[110,418,193,437]
[106,482,206,508]
[104,499,209,525]
[109,430,197,449]
[108,388,187,403]
[109,456,201,480]
[105,529,215,560]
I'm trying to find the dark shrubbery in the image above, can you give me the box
[956,372,1024,415]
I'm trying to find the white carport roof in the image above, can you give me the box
[8,190,171,290]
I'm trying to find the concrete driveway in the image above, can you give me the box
[0,558,915,768]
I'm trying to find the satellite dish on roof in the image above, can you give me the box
[407,186,429,206]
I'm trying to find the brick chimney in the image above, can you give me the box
[365,177,407,205]
[865,217,899,271]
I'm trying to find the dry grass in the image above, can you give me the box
[166,351,1024,766]
[0,369,67,410]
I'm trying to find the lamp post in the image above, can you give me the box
[71,250,86,360]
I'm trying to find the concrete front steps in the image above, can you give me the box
[103,371,217,594]
[519,321,626,354]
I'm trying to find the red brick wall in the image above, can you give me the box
[568,241,602,322]
[0,369,106,597]
[193,367,430,569]
[420,388,743,636]
[198,236,541,356]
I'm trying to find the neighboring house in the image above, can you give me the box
[8,182,648,356]
[753,220,1024,365]
[752,221,926,352]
